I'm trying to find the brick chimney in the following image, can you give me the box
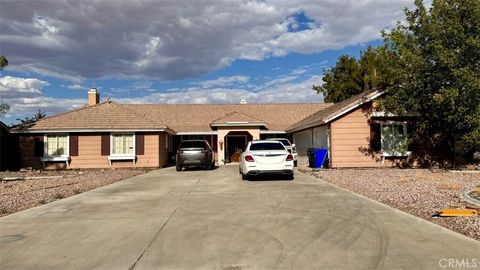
[88,88,99,106]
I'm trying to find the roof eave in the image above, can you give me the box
[287,91,384,133]
[287,120,327,133]
[210,122,267,127]
[10,128,174,134]
[322,91,384,124]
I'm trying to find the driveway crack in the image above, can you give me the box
[128,207,178,270]
[128,176,200,269]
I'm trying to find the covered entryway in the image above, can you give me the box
[225,131,253,162]
[210,111,265,165]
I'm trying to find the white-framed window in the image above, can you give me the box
[111,133,135,156]
[44,134,69,157]
[381,123,408,156]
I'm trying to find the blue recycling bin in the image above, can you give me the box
[313,148,328,169]
[307,148,315,168]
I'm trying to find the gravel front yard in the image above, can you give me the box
[0,169,149,217]
[305,169,480,240]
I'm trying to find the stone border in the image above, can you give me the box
[460,190,480,207]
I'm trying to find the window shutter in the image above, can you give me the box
[34,136,44,157]
[136,133,144,155]
[70,135,79,156]
[370,124,381,151]
[101,134,110,156]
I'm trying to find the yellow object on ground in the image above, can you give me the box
[437,209,478,217]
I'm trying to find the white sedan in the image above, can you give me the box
[239,140,294,180]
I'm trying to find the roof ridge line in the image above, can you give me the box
[123,102,331,106]
[210,110,266,123]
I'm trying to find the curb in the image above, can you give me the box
[460,190,480,207]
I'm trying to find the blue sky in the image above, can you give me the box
[0,1,411,125]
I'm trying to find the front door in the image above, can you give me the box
[226,135,246,162]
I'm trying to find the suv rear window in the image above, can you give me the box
[179,141,207,148]
[250,142,285,151]
[276,139,291,146]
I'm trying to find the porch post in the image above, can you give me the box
[248,128,260,140]
[217,129,228,165]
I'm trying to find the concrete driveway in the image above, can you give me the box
[1,165,479,270]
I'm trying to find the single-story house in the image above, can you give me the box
[8,89,412,169]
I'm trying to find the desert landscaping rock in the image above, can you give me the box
[0,169,148,217]
[305,168,480,240]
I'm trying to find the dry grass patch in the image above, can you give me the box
[437,183,462,191]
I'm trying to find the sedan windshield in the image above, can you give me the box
[250,143,285,151]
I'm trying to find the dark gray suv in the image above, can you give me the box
[176,140,215,171]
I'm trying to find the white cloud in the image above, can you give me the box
[34,16,59,34]
[1,0,413,80]
[1,73,325,125]
[66,84,85,90]
[0,76,84,124]
[290,67,307,75]
[196,75,250,88]
[116,75,324,105]
[263,75,298,87]
[6,96,85,123]
[0,76,49,98]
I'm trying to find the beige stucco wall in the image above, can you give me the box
[71,134,108,168]
[330,104,393,168]
[137,133,160,168]
[19,133,164,169]
[158,133,169,167]
[216,127,260,165]
[70,133,161,168]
